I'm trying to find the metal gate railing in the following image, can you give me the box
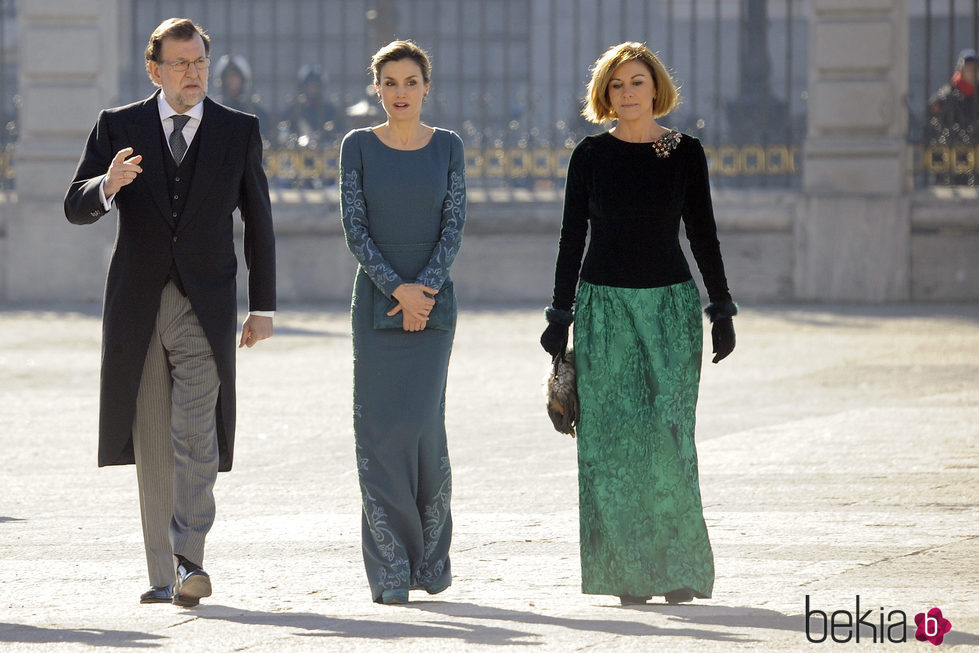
[0,0,17,194]
[0,1,811,192]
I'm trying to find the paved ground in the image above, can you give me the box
[0,303,977,651]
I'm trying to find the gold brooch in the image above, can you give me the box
[652,130,682,158]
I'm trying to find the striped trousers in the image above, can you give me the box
[132,281,221,586]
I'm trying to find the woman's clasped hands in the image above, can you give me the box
[388,283,438,332]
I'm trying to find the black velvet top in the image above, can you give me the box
[550,130,731,313]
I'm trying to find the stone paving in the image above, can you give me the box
[1,303,977,651]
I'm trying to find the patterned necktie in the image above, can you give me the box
[169,114,191,164]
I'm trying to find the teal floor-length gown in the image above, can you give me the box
[339,127,466,602]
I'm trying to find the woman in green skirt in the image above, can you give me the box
[541,42,738,606]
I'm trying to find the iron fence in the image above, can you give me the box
[0,0,16,192]
[0,0,810,191]
[122,0,808,190]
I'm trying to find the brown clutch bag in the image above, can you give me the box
[544,348,578,437]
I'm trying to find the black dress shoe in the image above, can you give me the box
[619,595,651,606]
[173,560,211,608]
[140,584,174,604]
[665,588,695,604]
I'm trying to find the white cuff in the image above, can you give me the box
[249,311,275,318]
[99,176,114,210]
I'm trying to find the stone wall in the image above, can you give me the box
[909,189,979,301]
[798,0,913,301]
[2,176,976,308]
[229,186,977,306]
[2,185,976,306]
[6,0,119,303]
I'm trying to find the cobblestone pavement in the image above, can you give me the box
[1,303,977,651]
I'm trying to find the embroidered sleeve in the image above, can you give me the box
[339,132,405,297]
[415,132,466,290]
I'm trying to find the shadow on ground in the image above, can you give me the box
[653,607,979,649]
[411,601,770,644]
[0,623,164,647]
[4,604,976,648]
[191,601,758,646]
[194,605,537,646]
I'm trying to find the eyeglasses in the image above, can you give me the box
[162,57,210,73]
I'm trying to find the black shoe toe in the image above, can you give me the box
[140,585,174,604]
[619,595,651,606]
[665,588,695,604]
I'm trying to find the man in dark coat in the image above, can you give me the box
[64,18,276,607]
[927,48,978,185]
[213,54,271,142]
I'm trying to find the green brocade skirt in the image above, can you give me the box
[574,280,714,599]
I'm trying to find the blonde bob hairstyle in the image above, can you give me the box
[583,42,679,123]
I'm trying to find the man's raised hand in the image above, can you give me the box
[104,147,143,198]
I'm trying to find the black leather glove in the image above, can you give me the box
[540,322,570,357]
[711,317,735,363]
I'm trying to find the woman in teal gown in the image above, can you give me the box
[339,40,465,604]
[541,42,738,605]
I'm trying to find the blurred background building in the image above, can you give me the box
[0,0,976,304]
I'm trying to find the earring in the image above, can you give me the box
[423,95,428,103]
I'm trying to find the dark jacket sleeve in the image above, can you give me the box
[64,111,113,225]
[550,138,591,313]
[681,138,732,304]
[237,116,277,312]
